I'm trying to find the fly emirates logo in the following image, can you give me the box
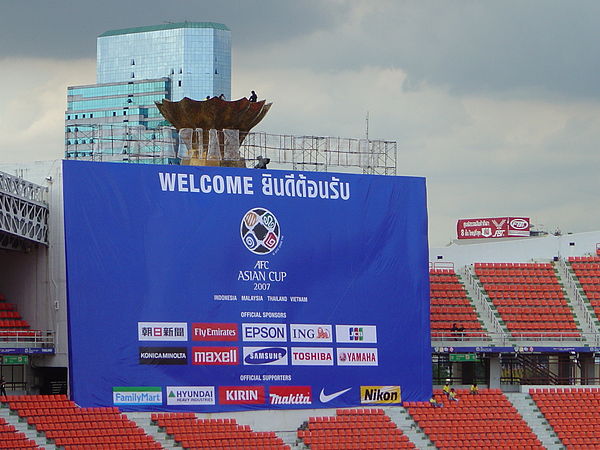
[192,323,238,341]
[192,347,238,365]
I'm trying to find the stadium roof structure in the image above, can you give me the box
[98,21,230,37]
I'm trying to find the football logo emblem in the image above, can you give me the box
[240,208,281,254]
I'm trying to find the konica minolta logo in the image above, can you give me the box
[138,347,187,365]
[243,347,287,365]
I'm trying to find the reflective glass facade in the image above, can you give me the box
[65,22,231,164]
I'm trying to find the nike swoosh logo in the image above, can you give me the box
[320,387,352,403]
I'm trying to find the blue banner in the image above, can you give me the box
[63,160,430,411]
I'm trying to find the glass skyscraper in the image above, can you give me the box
[65,22,231,163]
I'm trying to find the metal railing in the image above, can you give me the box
[0,330,54,348]
[462,266,505,334]
[0,171,47,205]
[432,330,597,346]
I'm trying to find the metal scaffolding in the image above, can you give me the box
[0,171,49,250]
[66,124,397,175]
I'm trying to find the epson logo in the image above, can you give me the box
[290,324,333,343]
[243,347,288,365]
[242,323,287,342]
[192,347,238,365]
[510,218,528,229]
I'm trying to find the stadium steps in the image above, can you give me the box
[505,392,565,450]
[0,405,51,448]
[559,257,600,341]
[384,406,435,448]
[277,430,308,448]
[460,266,508,342]
[125,412,178,448]
[555,259,598,343]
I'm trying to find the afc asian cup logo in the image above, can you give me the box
[240,208,281,255]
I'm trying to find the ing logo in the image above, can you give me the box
[240,208,281,255]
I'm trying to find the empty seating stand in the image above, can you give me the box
[405,388,544,450]
[568,256,600,321]
[0,293,39,339]
[152,412,290,449]
[430,269,487,339]
[0,417,38,449]
[531,387,600,449]
[474,263,579,338]
[3,395,160,449]
[297,408,414,449]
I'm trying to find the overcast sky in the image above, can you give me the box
[1,0,599,247]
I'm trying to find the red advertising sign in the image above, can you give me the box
[192,347,238,365]
[269,386,312,405]
[457,217,530,240]
[219,386,265,404]
[192,323,238,341]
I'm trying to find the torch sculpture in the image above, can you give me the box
[155,96,272,167]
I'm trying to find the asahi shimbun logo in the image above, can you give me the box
[240,208,281,255]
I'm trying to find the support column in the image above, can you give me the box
[489,355,501,389]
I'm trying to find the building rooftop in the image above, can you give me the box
[99,22,229,37]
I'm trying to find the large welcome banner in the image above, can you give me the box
[63,160,430,412]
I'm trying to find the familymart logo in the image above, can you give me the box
[113,387,162,405]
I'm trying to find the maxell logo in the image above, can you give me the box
[112,387,162,405]
[269,386,312,405]
[192,347,238,365]
[139,347,187,365]
[290,324,333,343]
[335,325,377,343]
[360,386,401,404]
[218,386,265,404]
[166,386,215,405]
[138,322,187,341]
[291,347,334,366]
[242,323,287,342]
[337,348,378,366]
[192,323,238,341]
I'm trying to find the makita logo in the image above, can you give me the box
[218,386,265,404]
[192,323,238,341]
[192,347,238,365]
[360,386,401,404]
[269,386,312,405]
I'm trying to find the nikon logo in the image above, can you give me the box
[360,386,401,404]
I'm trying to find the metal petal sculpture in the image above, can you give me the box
[156,96,272,167]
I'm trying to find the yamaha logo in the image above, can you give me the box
[240,208,281,255]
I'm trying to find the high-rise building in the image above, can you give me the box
[65,22,231,163]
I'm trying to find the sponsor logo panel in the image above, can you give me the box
[243,347,288,365]
[360,386,401,404]
[290,324,333,343]
[192,346,239,365]
[269,386,312,405]
[218,386,265,404]
[337,348,378,366]
[320,387,352,403]
[242,323,287,342]
[166,386,215,405]
[290,347,334,366]
[138,322,187,341]
[192,323,238,341]
[335,325,377,343]
[113,387,162,405]
[138,346,187,365]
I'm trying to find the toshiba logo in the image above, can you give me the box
[218,386,265,404]
[290,347,334,366]
[192,323,238,341]
[192,347,238,365]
